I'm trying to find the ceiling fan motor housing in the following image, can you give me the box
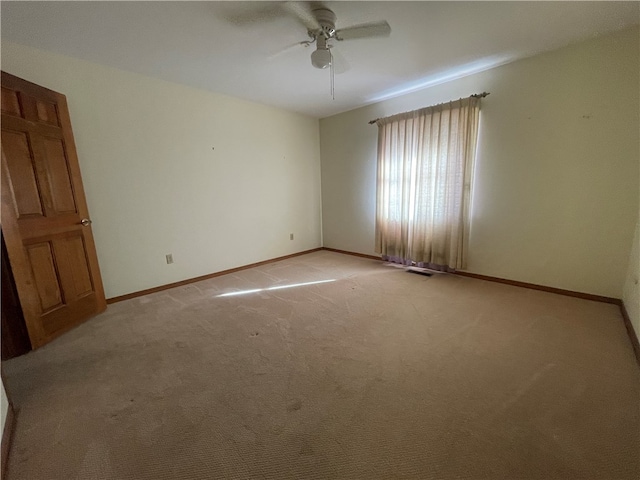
[313,8,337,38]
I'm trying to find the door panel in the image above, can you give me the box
[62,235,94,297]
[2,130,43,217]
[36,100,60,126]
[1,87,23,117]
[1,71,106,348]
[41,136,77,214]
[26,242,64,312]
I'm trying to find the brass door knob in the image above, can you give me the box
[80,218,92,227]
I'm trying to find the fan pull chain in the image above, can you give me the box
[330,49,335,100]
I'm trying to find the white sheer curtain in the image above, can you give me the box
[375,96,481,270]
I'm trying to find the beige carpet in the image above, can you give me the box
[3,251,639,479]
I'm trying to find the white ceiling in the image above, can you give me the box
[2,1,638,118]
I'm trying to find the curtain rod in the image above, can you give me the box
[367,92,490,125]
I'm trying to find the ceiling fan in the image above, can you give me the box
[281,2,392,70]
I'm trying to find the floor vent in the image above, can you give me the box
[406,267,434,277]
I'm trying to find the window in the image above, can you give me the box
[374,96,481,270]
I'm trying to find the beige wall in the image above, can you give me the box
[2,43,322,298]
[623,95,640,336]
[320,27,639,298]
[2,29,638,301]
[623,221,639,338]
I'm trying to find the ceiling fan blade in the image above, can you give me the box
[268,40,312,61]
[282,1,321,32]
[335,21,391,41]
[330,47,350,74]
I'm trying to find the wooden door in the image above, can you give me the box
[1,72,106,349]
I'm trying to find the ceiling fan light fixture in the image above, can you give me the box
[311,47,331,69]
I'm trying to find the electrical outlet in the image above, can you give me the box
[166,254,173,264]
[290,233,294,240]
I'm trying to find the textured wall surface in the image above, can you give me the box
[2,43,322,298]
[320,27,639,298]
